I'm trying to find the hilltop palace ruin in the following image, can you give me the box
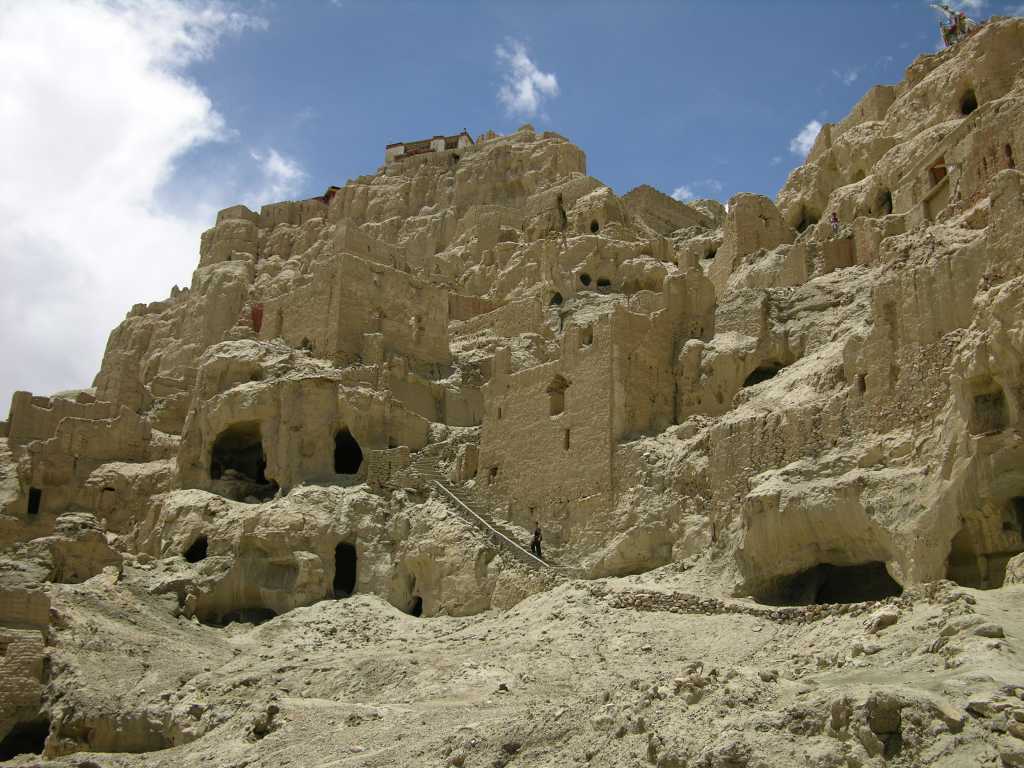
[3,16,1024,765]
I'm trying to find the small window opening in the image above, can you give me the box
[184,535,208,563]
[408,596,423,617]
[563,429,571,450]
[334,428,364,474]
[579,273,592,287]
[497,407,502,420]
[590,220,600,234]
[930,158,948,186]
[0,718,50,761]
[1006,144,1016,169]
[960,88,978,116]
[755,562,902,606]
[488,466,498,484]
[580,326,593,347]
[971,388,1009,434]
[27,487,41,516]
[855,374,867,394]
[547,374,570,416]
[334,542,357,597]
[596,277,611,289]
[549,292,563,306]
[743,363,785,388]
[703,248,717,260]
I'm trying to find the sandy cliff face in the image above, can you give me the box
[3,18,1024,767]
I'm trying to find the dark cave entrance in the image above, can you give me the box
[334,428,364,474]
[0,718,50,761]
[184,535,208,563]
[334,542,358,597]
[960,88,978,116]
[796,207,819,233]
[210,422,267,482]
[590,220,600,234]
[549,292,563,306]
[876,189,894,217]
[409,595,423,617]
[579,273,592,287]
[743,363,786,388]
[27,487,41,516]
[756,562,903,606]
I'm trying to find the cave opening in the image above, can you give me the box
[876,190,894,216]
[796,207,819,233]
[579,273,592,287]
[946,500,1024,589]
[549,292,563,306]
[960,88,978,116]
[704,248,717,260]
[334,542,358,597]
[210,422,267,482]
[0,718,50,761]
[184,535,208,563]
[334,428,364,474]
[27,487,41,516]
[743,363,786,388]
[756,562,902,606]
[590,220,600,234]
[409,595,423,617]
[596,277,611,290]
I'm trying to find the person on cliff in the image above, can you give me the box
[530,524,543,559]
[830,211,840,237]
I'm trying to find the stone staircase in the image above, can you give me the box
[405,451,554,571]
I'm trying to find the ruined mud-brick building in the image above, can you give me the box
[4,17,1024,759]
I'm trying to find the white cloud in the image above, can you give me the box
[770,156,783,166]
[672,178,723,201]
[495,40,559,118]
[249,148,307,204]
[789,120,823,158]
[0,0,267,409]
[831,67,861,86]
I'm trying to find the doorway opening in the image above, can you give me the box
[334,542,357,597]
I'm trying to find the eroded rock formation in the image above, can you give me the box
[3,18,1024,767]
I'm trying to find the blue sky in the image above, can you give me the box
[0,0,1019,407]
[165,0,1020,210]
